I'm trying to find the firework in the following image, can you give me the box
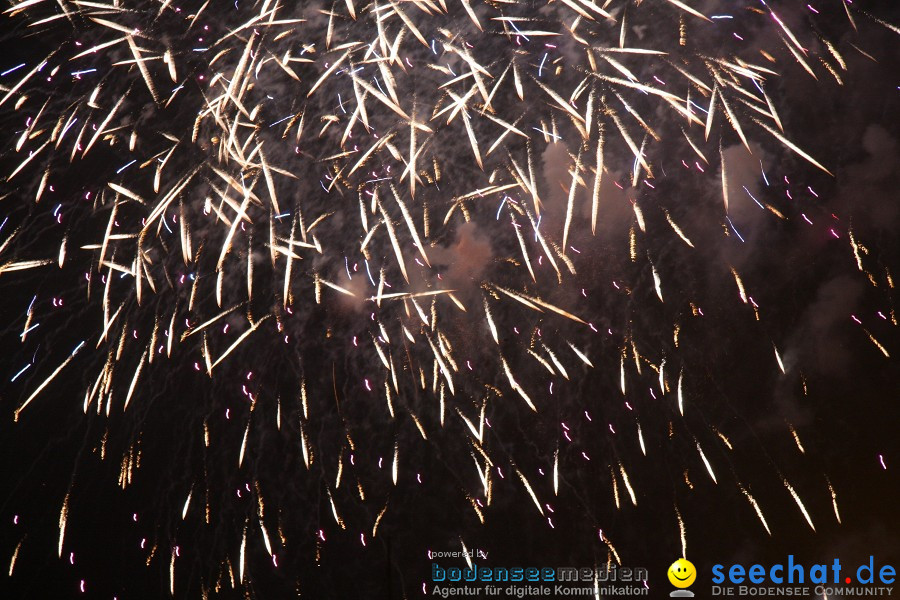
[1,0,897,597]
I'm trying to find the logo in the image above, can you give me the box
[668,558,697,597]
[710,555,896,597]
[428,561,650,597]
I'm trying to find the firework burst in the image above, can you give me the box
[1,0,898,597]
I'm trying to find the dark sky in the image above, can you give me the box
[1,1,899,599]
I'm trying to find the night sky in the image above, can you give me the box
[1,1,899,599]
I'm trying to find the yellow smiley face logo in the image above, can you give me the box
[668,558,696,588]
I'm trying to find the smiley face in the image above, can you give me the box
[668,558,697,588]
